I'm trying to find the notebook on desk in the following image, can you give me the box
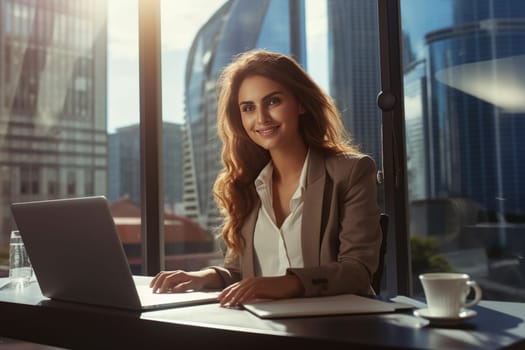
[10,196,219,311]
[242,294,414,319]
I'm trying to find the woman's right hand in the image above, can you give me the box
[149,269,216,293]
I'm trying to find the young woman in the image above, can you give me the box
[150,49,381,307]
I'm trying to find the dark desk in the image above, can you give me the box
[1,278,525,350]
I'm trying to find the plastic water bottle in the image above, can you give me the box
[9,230,33,282]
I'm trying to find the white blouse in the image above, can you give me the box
[253,151,310,276]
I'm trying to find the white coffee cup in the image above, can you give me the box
[419,273,482,317]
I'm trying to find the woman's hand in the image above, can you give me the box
[218,274,304,307]
[149,269,219,293]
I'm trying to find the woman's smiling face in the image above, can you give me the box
[238,75,305,152]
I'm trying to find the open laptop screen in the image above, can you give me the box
[10,196,219,310]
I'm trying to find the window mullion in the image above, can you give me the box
[138,0,164,275]
[377,0,411,296]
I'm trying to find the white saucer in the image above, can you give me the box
[413,308,477,326]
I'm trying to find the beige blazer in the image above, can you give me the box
[212,148,381,297]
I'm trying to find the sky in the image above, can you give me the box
[107,0,328,133]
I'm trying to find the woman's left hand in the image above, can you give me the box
[218,274,304,307]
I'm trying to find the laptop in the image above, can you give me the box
[10,196,220,311]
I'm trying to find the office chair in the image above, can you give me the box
[372,213,389,295]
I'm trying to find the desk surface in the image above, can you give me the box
[1,278,524,350]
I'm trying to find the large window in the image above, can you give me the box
[155,0,385,283]
[2,0,522,302]
[401,0,525,301]
[0,0,387,285]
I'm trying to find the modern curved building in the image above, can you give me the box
[402,0,525,216]
[182,0,306,230]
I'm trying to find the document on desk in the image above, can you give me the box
[242,294,413,319]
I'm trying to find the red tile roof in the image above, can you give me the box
[109,197,212,244]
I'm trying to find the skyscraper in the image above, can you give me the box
[108,122,185,211]
[0,0,107,246]
[182,0,306,230]
[402,0,525,216]
[326,0,382,168]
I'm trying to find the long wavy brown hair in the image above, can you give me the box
[213,49,360,254]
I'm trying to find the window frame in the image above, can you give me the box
[138,0,164,275]
[377,0,410,295]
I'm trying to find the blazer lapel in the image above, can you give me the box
[301,149,326,267]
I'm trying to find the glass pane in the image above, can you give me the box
[401,0,525,301]
[0,0,124,276]
[160,0,228,271]
[106,0,141,273]
[160,0,385,289]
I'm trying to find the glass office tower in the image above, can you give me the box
[108,122,184,211]
[403,0,525,217]
[0,0,107,247]
[182,0,306,230]
[402,0,525,299]
[327,0,382,168]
